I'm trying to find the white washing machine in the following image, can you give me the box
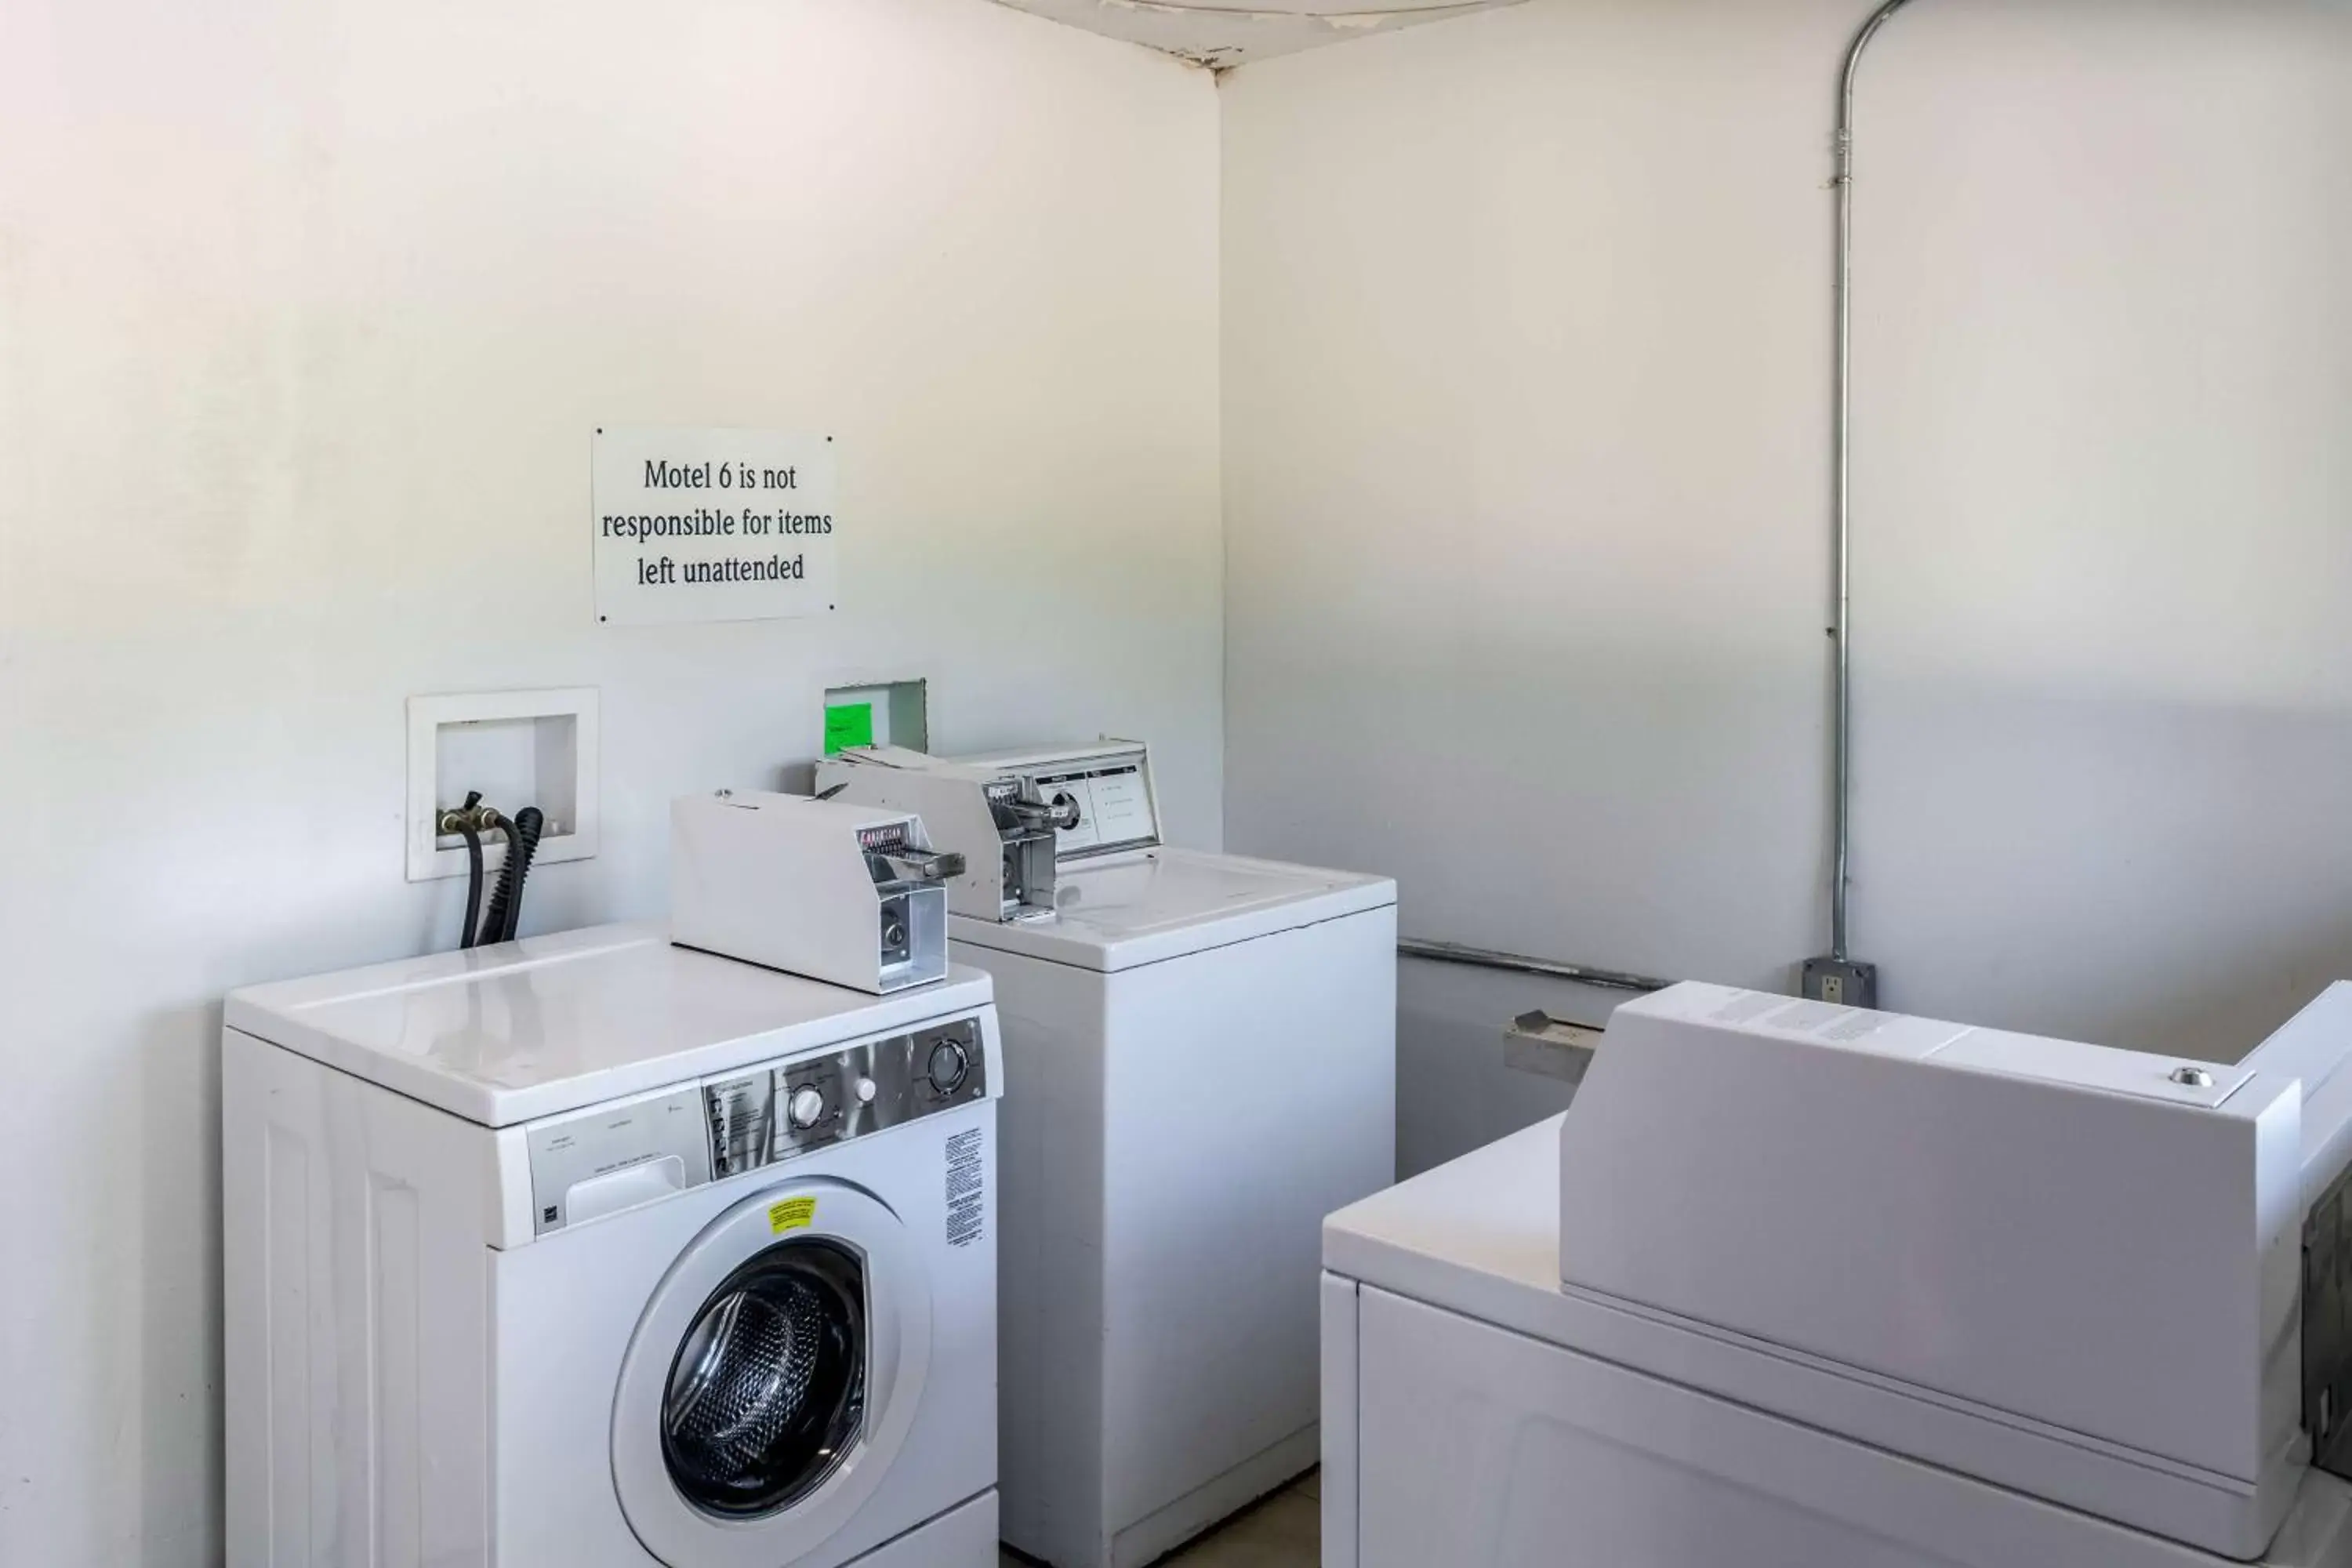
[221,922,1003,1568]
[944,742,1398,1568]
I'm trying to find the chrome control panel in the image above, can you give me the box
[703,1015,989,1179]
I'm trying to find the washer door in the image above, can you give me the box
[613,1178,933,1568]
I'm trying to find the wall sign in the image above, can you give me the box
[593,426,838,626]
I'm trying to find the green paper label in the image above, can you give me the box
[823,702,875,754]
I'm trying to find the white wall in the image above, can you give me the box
[1220,0,2352,1173]
[0,1,1220,1559]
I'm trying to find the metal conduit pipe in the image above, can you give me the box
[1398,938,1671,996]
[1408,2,1929,1013]
[1820,0,1926,990]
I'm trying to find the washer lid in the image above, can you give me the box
[223,922,995,1127]
[948,847,1395,971]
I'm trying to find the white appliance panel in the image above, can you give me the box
[1329,1116,2281,1556]
[223,1030,499,1567]
[1338,1285,2352,1568]
[1563,982,2315,1516]
[987,952,1105,1568]
[851,1492,999,1566]
[982,901,1396,1568]
[496,1106,998,1568]
[671,791,952,994]
[1320,1274,1361,1568]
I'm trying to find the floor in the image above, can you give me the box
[999,1470,1320,1568]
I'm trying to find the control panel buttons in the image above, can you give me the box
[702,1074,773,1179]
[701,1017,985,1174]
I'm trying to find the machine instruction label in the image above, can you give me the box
[593,426,839,625]
[945,1127,984,1248]
[768,1196,818,1234]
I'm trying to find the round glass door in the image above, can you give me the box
[613,1178,931,1568]
[662,1239,867,1519]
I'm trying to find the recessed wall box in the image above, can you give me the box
[670,790,960,993]
[822,679,929,756]
[406,689,598,882]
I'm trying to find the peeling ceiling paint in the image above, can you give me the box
[989,0,1527,70]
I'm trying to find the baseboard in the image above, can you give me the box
[1109,1424,1319,1568]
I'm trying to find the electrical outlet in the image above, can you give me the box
[1802,956,1878,1009]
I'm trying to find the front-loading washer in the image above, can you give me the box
[221,921,1001,1567]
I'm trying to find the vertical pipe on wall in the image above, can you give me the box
[1830,0,1924,962]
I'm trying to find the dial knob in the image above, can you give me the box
[926,1039,970,1095]
[788,1085,829,1129]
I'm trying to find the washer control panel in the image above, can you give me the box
[703,1014,989,1179]
[949,741,1160,862]
[1024,755,1156,859]
[527,1085,711,1236]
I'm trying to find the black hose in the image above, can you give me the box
[457,824,485,949]
[455,790,485,951]
[498,807,546,942]
[477,812,517,945]
[478,806,546,946]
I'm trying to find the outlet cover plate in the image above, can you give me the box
[1801,956,1879,1009]
[406,688,600,881]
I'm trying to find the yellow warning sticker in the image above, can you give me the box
[768,1196,818,1234]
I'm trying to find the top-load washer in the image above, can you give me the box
[821,739,1398,1568]
[221,921,1003,1568]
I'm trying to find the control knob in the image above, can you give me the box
[926,1038,970,1096]
[787,1085,829,1130]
